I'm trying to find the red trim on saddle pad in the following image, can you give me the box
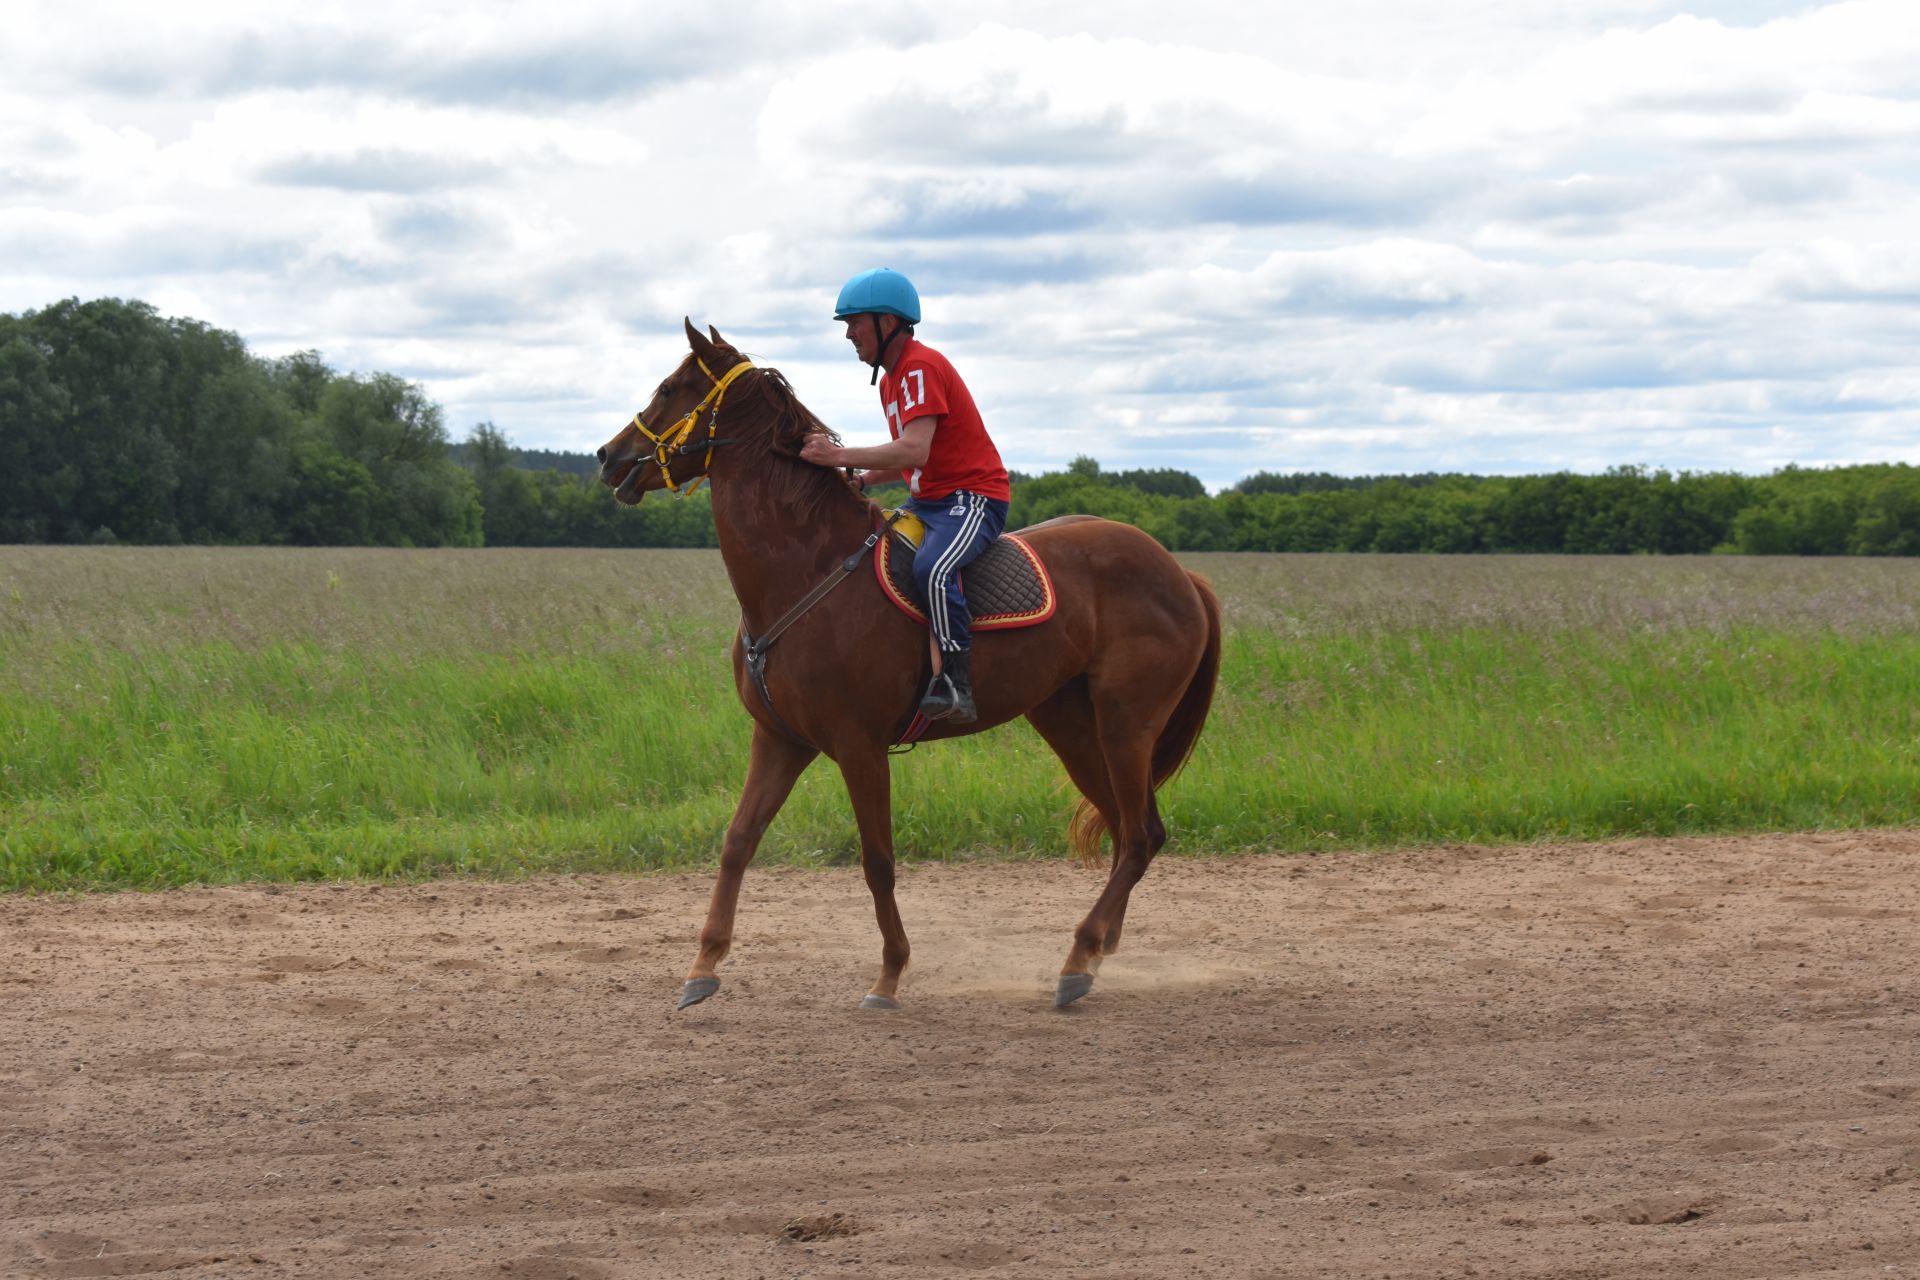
[873,530,1057,631]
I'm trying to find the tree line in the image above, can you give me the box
[1032,457,1920,555]
[0,297,703,548]
[4,298,1916,554]
[3,298,479,546]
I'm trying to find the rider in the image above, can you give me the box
[799,267,1010,724]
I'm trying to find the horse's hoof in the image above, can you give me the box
[676,976,720,1010]
[860,994,899,1011]
[1055,973,1094,1008]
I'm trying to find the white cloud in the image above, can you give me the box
[173,96,644,192]
[1403,3,1920,159]
[763,25,1394,165]
[1758,238,1920,302]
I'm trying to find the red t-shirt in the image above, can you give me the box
[879,338,1010,501]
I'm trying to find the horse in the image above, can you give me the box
[596,320,1222,1010]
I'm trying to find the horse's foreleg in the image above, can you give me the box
[679,725,817,1010]
[836,749,909,1009]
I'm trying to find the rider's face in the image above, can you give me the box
[844,314,884,365]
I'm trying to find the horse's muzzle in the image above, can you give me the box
[611,457,650,505]
[597,443,636,490]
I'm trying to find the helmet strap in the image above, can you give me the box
[869,314,905,386]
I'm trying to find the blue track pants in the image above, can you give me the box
[906,490,1009,653]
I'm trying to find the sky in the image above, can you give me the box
[5,0,1918,491]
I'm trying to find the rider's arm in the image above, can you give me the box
[802,416,936,472]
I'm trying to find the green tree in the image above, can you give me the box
[0,318,67,542]
[164,323,296,542]
[281,428,379,545]
[1850,468,1920,555]
[20,298,184,542]
[1732,468,1860,555]
[1109,467,1207,499]
[315,373,480,546]
[270,350,332,414]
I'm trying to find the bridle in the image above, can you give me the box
[627,356,756,496]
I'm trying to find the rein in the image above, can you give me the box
[744,508,905,747]
[628,357,756,496]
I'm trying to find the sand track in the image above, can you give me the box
[6,832,1920,1278]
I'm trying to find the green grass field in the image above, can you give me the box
[3,546,1917,890]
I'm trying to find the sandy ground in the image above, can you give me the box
[5,832,1920,1279]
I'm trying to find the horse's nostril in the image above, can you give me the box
[595,446,607,464]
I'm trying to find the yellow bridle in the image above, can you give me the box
[629,357,757,496]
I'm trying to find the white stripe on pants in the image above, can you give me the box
[923,492,988,652]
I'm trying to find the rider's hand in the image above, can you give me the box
[799,435,842,466]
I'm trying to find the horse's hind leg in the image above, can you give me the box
[1105,792,1169,955]
[1027,684,1156,1006]
[1059,729,1156,1006]
[679,725,817,1009]
[836,746,911,1009]
[1027,682,1122,952]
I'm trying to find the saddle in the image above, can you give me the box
[873,509,1056,631]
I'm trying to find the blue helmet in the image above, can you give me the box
[834,268,921,325]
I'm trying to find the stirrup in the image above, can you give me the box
[918,671,959,720]
[919,671,976,724]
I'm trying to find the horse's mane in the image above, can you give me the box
[701,345,876,522]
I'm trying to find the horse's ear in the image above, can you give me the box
[684,317,718,364]
[708,324,727,347]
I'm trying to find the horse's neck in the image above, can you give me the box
[708,453,872,636]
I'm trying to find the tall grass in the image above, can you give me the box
[3,547,1916,889]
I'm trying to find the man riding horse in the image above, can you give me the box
[799,268,1008,725]
[597,301,1221,1010]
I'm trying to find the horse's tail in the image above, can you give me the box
[1068,571,1222,863]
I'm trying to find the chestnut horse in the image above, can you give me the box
[597,320,1221,1010]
